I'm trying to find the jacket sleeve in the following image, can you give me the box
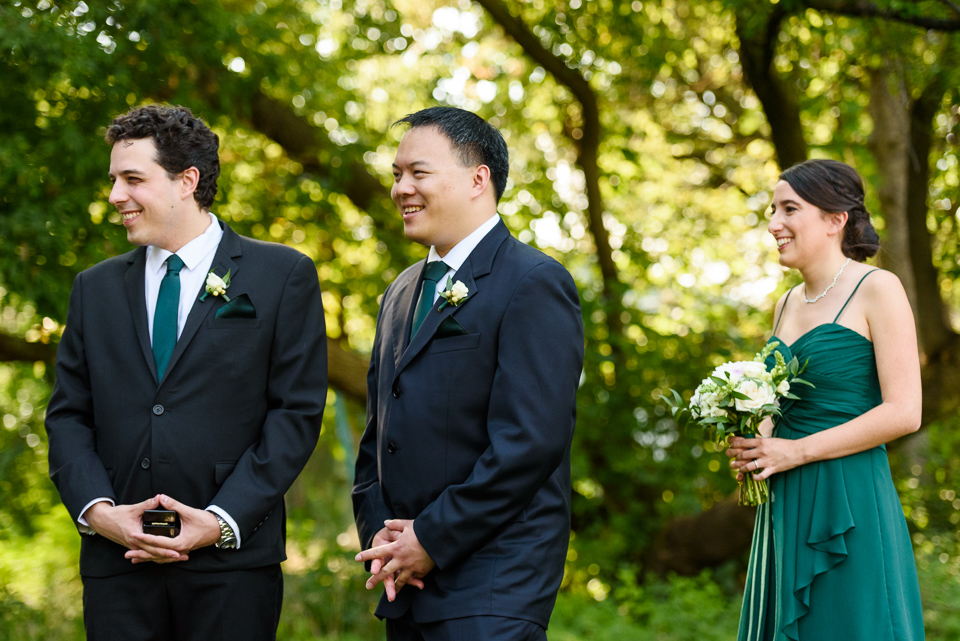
[45,272,117,523]
[208,254,327,538]
[352,289,395,550]
[413,260,584,569]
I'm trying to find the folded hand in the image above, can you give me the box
[125,494,222,564]
[85,495,186,563]
[355,519,431,601]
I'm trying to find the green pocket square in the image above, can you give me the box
[436,316,469,339]
[215,293,256,319]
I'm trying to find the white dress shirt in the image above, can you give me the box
[79,213,242,547]
[425,214,501,301]
[144,212,223,342]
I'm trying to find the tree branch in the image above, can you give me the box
[474,0,623,335]
[941,0,960,19]
[805,0,960,30]
[247,91,391,214]
[0,333,55,364]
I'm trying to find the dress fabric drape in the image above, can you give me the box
[739,278,924,641]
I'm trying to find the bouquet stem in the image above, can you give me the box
[739,473,769,506]
[722,433,769,506]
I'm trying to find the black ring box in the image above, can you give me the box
[142,509,181,537]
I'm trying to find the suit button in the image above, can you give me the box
[141,458,151,470]
[387,442,397,454]
[392,385,401,398]
[152,404,164,416]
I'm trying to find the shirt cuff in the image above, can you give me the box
[206,505,242,549]
[78,497,115,532]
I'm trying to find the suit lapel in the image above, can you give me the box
[393,221,509,377]
[124,247,157,384]
[160,223,242,387]
[388,266,420,370]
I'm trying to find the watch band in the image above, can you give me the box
[211,513,238,549]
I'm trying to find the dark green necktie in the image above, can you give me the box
[153,254,184,381]
[410,261,448,338]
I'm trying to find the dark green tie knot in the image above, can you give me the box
[166,254,185,275]
[411,261,449,338]
[423,260,449,283]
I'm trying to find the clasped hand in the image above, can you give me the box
[354,519,433,602]
[726,435,805,481]
[85,494,222,564]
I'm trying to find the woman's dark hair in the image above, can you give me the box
[779,159,880,261]
[106,104,220,210]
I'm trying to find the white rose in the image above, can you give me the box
[206,272,227,295]
[450,280,469,303]
[734,379,777,412]
[777,380,790,396]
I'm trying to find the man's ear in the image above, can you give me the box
[178,167,200,201]
[470,164,492,200]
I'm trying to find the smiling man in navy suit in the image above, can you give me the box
[353,107,584,640]
[45,104,327,640]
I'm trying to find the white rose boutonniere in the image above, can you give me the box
[199,269,232,302]
[438,278,469,310]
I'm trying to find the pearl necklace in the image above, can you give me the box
[804,258,851,304]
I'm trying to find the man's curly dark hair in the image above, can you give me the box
[106,104,220,210]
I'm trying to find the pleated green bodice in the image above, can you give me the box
[738,278,924,641]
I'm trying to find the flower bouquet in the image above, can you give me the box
[664,342,811,506]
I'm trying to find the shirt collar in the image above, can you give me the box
[146,213,223,275]
[427,213,500,272]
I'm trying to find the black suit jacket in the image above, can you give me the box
[353,221,584,627]
[46,223,327,577]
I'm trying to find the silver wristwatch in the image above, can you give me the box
[212,513,238,549]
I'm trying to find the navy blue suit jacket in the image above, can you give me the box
[353,221,584,627]
[46,223,327,577]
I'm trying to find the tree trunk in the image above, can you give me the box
[906,64,960,423]
[646,495,757,575]
[735,7,808,169]
[868,63,915,304]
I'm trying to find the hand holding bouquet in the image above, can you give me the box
[664,342,811,506]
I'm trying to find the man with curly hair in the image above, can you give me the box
[45,104,327,640]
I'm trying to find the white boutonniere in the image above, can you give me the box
[199,269,232,302]
[438,278,469,310]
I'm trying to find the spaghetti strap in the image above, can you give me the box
[834,269,879,323]
[773,287,794,335]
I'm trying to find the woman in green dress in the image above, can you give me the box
[727,159,924,640]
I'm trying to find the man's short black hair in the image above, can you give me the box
[395,107,509,202]
[106,104,220,210]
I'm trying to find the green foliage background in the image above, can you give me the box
[2,0,959,638]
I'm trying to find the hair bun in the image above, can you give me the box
[844,204,880,261]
